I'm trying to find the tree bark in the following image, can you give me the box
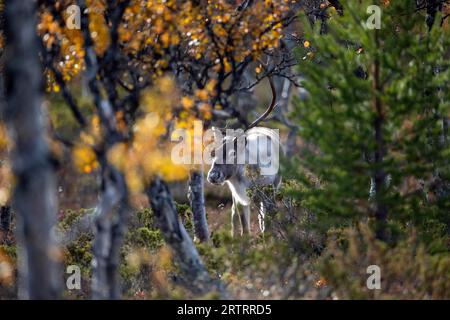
[2,0,61,299]
[90,165,128,299]
[188,168,210,243]
[271,19,301,157]
[147,178,227,298]
[77,0,130,299]
[0,205,11,243]
[273,75,299,157]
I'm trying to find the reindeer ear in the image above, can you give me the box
[211,126,224,140]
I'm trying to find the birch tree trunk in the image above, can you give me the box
[77,0,130,299]
[0,205,11,243]
[188,167,210,243]
[271,18,301,157]
[2,0,61,299]
[147,178,227,298]
[90,164,128,299]
[273,76,298,157]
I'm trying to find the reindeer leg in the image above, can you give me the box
[258,201,265,233]
[231,197,240,237]
[240,205,251,235]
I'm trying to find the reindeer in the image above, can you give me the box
[207,77,282,236]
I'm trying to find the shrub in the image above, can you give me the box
[320,223,450,299]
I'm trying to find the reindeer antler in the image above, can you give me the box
[246,75,277,130]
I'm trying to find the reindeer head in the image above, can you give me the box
[207,76,277,185]
[207,127,242,185]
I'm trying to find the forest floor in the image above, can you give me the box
[2,167,449,300]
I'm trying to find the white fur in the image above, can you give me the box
[208,127,282,236]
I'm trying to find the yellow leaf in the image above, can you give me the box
[223,58,231,73]
[205,79,217,93]
[195,89,209,101]
[181,96,195,109]
[160,32,170,48]
[72,145,98,173]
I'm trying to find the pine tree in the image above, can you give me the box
[288,1,450,242]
